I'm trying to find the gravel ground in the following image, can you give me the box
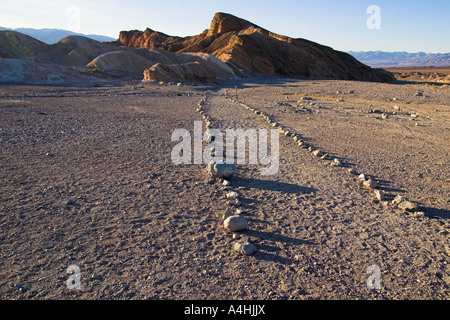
[0,79,448,300]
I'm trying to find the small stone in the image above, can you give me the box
[391,195,404,206]
[233,241,257,255]
[226,191,239,199]
[312,150,324,157]
[414,91,423,97]
[397,201,419,212]
[363,178,378,189]
[224,215,248,232]
[358,174,366,181]
[207,162,237,178]
[347,168,358,175]
[332,158,342,167]
[223,179,230,186]
[374,190,385,201]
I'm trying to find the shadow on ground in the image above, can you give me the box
[233,176,316,194]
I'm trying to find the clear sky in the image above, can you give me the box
[1,0,449,53]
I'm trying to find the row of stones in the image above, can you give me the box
[229,97,423,217]
[196,96,257,256]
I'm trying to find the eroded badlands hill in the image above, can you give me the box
[116,12,394,82]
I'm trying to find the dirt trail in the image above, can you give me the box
[0,81,448,300]
[200,90,449,299]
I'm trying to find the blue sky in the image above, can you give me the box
[1,0,449,52]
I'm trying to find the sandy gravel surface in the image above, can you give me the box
[0,79,449,300]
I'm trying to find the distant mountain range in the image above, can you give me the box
[0,26,115,44]
[348,51,450,68]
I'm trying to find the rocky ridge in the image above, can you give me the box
[116,12,395,82]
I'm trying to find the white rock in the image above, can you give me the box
[332,158,342,167]
[224,215,248,232]
[312,150,324,157]
[226,191,239,199]
[374,190,384,201]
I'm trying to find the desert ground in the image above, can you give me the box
[0,77,449,300]
[386,66,450,84]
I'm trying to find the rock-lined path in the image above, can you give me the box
[0,81,448,300]
[199,89,449,299]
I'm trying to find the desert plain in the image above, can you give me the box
[0,69,448,300]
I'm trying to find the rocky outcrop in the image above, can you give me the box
[142,50,235,82]
[117,28,183,49]
[116,12,395,82]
